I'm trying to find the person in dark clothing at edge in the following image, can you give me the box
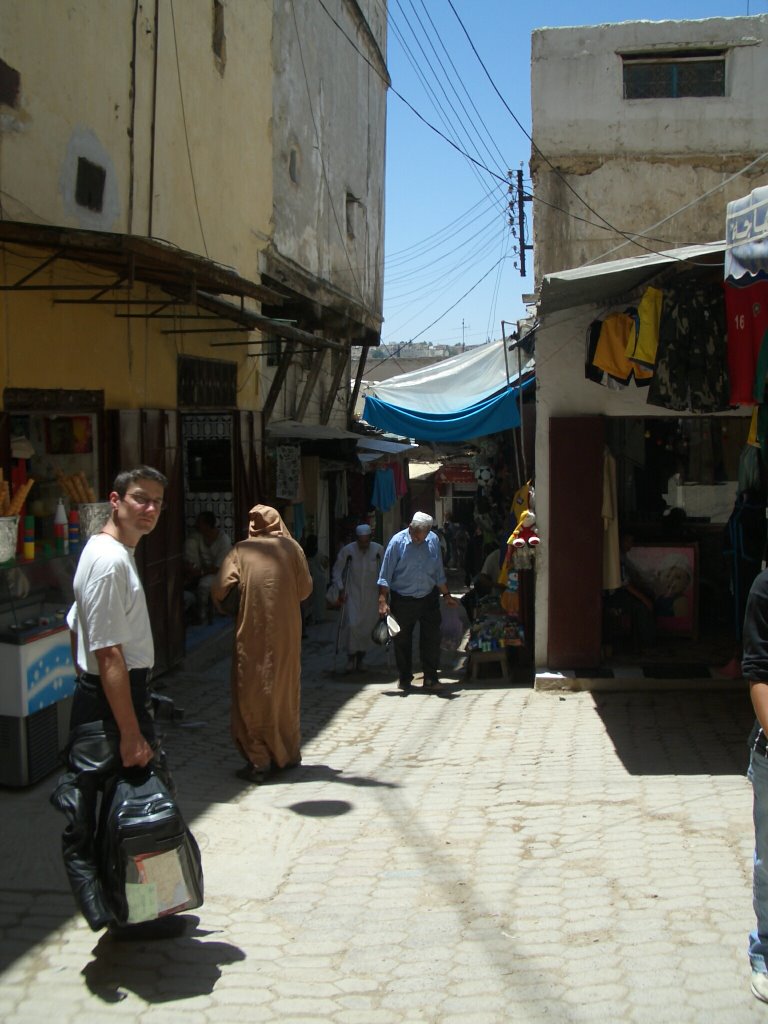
[742,567,768,1003]
[51,465,181,936]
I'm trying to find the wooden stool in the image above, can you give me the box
[468,648,510,681]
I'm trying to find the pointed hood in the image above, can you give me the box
[247,504,290,538]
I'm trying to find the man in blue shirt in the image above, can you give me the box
[377,511,458,692]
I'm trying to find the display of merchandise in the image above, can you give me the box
[466,613,524,651]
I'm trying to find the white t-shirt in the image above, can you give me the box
[67,533,154,674]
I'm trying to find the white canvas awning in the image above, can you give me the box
[364,340,532,415]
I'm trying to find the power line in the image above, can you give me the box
[388,4,509,214]
[169,0,208,257]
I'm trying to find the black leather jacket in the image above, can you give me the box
[50,722,172,931]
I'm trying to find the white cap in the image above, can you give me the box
[355,524,372,536]
[410,511,433,528]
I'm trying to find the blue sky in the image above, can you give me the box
[381,0,768,350]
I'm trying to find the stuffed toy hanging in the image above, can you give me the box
[510,509,540,548]
[507,480,541,548]
[510,479,534,529]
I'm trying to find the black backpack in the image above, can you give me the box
[98,767,204,926]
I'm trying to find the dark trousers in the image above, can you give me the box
[69,670,156,741]
[390,588,442,683]
[52,669,160,930]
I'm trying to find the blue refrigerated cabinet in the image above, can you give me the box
[0,554,77,786]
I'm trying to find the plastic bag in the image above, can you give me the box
[371,616,390,645]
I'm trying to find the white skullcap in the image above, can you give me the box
[410,511,433,528]
[355,524,372,536]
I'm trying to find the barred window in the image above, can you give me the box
[622,50,725,99]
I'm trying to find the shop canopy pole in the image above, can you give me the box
[517,335,527,481]
[502,320,527,485]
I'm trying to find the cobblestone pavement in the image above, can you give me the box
[0,617,763,1023]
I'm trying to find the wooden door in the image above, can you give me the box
[232,410,263,541]
[547,416,605,667]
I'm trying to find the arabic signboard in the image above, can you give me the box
[725,185,768,280]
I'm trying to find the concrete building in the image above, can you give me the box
[0,0,388,673]
[529,16,768,684]
[531,15,768,279]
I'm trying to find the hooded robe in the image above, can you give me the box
[212,505,312,770]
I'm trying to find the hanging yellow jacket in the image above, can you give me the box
[592,312,654,383]
[626,286,663,370]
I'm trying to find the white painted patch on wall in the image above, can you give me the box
[59,125,120,230]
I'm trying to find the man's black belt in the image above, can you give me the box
[391,589,436,601]
[81,668,150,686]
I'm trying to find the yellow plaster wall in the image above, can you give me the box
[0,261,259,410]
[1,1,273,278]
[1,3,134,230]
[0,1,270,410]
[133,1,273,275]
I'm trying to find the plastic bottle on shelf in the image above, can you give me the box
[68,508,80,555]
[23,515,35,560]
[54,498,69,555]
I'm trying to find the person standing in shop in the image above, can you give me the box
[377,511,458,693]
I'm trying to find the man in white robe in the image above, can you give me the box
[331,524,384,672]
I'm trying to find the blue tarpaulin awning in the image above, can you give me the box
[362,380,533,441]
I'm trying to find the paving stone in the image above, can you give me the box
[0,622,760,1022]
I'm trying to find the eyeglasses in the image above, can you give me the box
[124,491,166,512]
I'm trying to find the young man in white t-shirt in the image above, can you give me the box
[55,466,170,932]
[68,465,167,768]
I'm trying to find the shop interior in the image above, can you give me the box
[605,413,757,667]
[0,412,101,632]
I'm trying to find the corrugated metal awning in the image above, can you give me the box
[356,437,419,454]
[539,241,727,315]
[265,419,361,441]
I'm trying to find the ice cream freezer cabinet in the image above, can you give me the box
[0,623,76,786]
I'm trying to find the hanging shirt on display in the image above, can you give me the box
[371,466,397,512]
[626,285,664,371]
[647,282,729,413]
[589,312,654,385]
[724,279,768,405]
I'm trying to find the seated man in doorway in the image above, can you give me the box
[461,539,505,622]
[184,511,232,623]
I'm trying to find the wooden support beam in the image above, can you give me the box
[294,348,326,423]
[321,347,350,425]
[262,339,297,426]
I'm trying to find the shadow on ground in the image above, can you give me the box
[591,689,753,776]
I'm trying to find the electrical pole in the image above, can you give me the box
[508,169,533,278]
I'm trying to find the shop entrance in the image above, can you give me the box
[181,414,235,539]
[603,414,754,670]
